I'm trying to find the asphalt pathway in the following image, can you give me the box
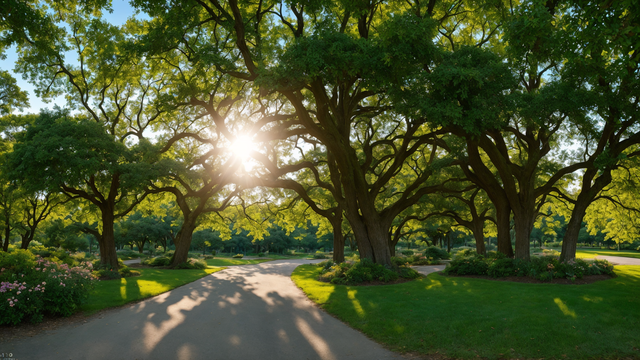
[6,259,405,360]
[594,255,640,265]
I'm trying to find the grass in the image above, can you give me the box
[80,267,223,314]
[205,258,273,266]
[576,248,640,260]
[293,264,640,359]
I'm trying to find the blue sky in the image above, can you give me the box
[0,0,140,114]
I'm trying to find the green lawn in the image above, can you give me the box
[81,267,224,314]
[293,264,640,359]
[205,258,273,266]
[576,248,640,260]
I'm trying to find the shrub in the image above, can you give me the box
[424,246,450,260]
[232,254,244,259]
[203,255,213,260]
[398,267,421,279]
[175,258,208,270]
[391,256,410,267]
[257,252,265,257]
[318,259,402,285]
[312,253,326,259]
[401,250,414,256]
[454,248,477,259]
[444,255,489,275]
[488,258,516,278]
[0,252,94,325]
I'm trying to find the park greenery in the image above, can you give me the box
[0,0,639,339]
[293,264,640,359]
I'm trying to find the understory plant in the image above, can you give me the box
[0,250,95,325]
[444,251,615,281]
[317,259,420,285]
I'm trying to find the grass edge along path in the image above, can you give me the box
[80,267,224,314]
[292,264,640,359]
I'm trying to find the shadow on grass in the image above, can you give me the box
[311,264,640,359]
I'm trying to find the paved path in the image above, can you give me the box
[594,255,640,266]
[122,258,142,265]
[6,259,405,360]
[412,265,445,276]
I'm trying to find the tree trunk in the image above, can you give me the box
[170,216,197,268]
[100,211,119,269]
[2,224,9,252]
[346,213,374,261]
[472,222,486,255]
[332,220,345,263]
[495,201,514,258]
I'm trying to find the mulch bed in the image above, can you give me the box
[442,273,615,285]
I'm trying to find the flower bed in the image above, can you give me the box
[0,250,94,325]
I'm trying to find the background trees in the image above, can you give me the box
[0,0,638,264]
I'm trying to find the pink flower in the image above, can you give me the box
[42,282,46,285]
[16,291,20,295]
[36,268,40,271]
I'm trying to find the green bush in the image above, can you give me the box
[444,255,489,275]
[232,254,244,259]
[257,252,265,257]
[391,256,410,267]
[487,258,516,278]
[175,258,207,270]
[318,259,407,285]
[398,266,421,279]
[424,246,450,260]
[401,250,414,256]
[1,251,94,325]
[312,253,326,259]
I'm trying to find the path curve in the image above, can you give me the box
[594,255,640,266]
[6,259,405,360]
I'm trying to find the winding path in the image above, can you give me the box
[6,259,405,360]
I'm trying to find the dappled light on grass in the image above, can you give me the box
[347,290,365,317]
[81,267,223,313]
[553,298,577,318]
[292,264,640,359]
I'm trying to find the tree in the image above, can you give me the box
[7,111,158,267]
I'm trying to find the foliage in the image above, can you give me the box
[174,258,207,270]
[316,259,421,285]
[446,252,615,281]
[0,250,94,325]
[401,250,414,256]
[423,246,450,260]
[232,254,244,259]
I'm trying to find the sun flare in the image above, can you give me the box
[229,134,257,163]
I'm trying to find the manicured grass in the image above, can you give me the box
[205,258,273,266]
[293,264,640,359]
[576,248,640,260]
[81,267,223,314]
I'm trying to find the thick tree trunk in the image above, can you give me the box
[560,169,612,263]
[100,211,120,269]
[2,225,9,252]
[495,201,514,258]
[332,220,345,263]
[170,217,197,268]
[346,213,374,261]
[472,222,486,255]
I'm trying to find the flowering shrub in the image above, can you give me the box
[0,250,94,325]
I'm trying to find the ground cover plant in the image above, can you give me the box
[0,250,94,325]
[293,264,640,359]
[80,267,223,314]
